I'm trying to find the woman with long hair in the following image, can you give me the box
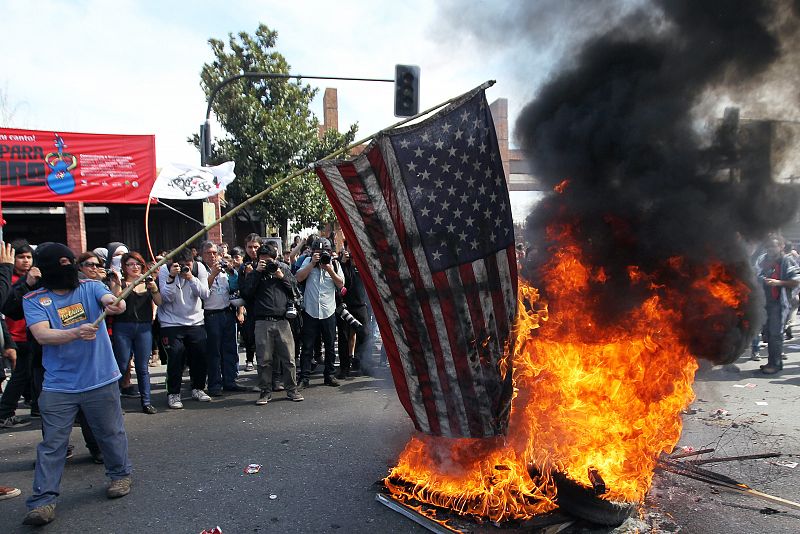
[108,251,162,414]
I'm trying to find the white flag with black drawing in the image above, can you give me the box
[150,161,236,200]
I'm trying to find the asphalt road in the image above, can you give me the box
[2,337,799,533]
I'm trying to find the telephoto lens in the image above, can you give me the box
[336,303,363,330]
[319,252,332,265]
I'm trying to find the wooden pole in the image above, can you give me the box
[92,81,496,327]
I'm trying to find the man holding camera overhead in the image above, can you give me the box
[241,244,303,405]
[157,248,212,409]
[295,238,345,388]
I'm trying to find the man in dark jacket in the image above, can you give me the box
[241,244,303,405]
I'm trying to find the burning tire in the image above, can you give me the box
[552,472,636,527]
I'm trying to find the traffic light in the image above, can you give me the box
[394,64,420,117]
[199,122,211,166]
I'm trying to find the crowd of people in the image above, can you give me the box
[0,232,375,525]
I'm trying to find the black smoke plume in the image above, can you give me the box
[514,0,800,363]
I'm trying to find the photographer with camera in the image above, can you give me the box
[295,238,345,388]
[157,248,212,409]
[241,244,303,404]
[239,234,262,372]
[335,247,368,380]
[200,242,244,397]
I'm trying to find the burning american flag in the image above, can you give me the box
[315,87,517,439]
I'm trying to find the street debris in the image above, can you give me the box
[732,383,757,388]
[769,460,798,469]
[199,527,223,534]
[754,401,768,406]
[269,494,278,500]
[244,464,262,474]
[657,454,800,512]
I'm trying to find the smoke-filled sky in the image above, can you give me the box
[510,0,800,363]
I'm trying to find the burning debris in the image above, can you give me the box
[382,0,800,529]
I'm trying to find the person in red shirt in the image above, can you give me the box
[0,239,36,428]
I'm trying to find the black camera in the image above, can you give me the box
[257,244,272,257]
[219,260,228,269]
[336,303,363,330]
[265,261,279,275]
[145,275,154,283]
[181,265,190,274]
[319,251,332,265]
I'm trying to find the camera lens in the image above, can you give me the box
[145,276,154,283]
[320,252,331,265]
[266,262,279,274]
[181,265,190,274]
[336,303,363,330]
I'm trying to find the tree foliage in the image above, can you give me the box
[192,24,358,234]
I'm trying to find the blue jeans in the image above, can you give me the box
[204,310,240,392]
[111,321,153,405]
[27,382,132,510]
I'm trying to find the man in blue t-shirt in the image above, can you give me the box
[20,243,132,527]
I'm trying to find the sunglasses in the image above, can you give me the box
[81,261,101,268]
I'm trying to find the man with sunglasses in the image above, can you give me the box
[157,247,212,409]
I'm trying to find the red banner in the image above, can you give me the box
[0,128,156,204]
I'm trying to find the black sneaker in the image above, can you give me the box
[66,444,74,460]
[255,390,272,406]
[0,415,31,429]
[323,377,341,387]
[119,385,140,398]
[90,449,105,464]
[142,404,158,415]
[272,383,285,392]
[300,379,310,389]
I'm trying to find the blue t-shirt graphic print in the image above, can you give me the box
[23,279,121,393]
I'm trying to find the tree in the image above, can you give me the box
[193,24,358,239]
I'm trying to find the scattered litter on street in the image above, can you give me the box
[732,383,757,388]
[269,494,278,500]
[711,409,729,417]
[200,527,223,534]
[770,460,798,469]
[754,401,768,406]
[244,464,262,474]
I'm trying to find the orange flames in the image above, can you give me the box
[386,225,750,523]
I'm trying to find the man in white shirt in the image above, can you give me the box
[200,242,244,396]
[295,238,344,388]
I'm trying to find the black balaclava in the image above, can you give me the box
[35,242,79,291]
